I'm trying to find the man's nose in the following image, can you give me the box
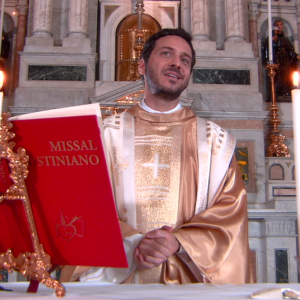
[170,56,181,68]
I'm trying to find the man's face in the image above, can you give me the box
[139,35,193,101]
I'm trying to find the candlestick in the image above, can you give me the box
[267,0,273,62]
[292,72,300,258]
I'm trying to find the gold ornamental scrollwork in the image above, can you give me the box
[0,112,66,297]
[265,63,290,157]
[266,133,290,157]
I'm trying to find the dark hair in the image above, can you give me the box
[141,28,196,73]
[273,19,283,26]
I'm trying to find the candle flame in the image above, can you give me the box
[293,71,300,87]
[0,71,3,90]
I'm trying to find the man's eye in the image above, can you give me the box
[162,52,170,56]
[182,58,189,64]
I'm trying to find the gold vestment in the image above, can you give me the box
[102,105,253,284]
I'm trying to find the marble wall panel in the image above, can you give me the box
[189,57,260,94]
[13,87,94,113]
[272,187,296,197]
[272,200,296,211]
[28,65,87,81]
[189,91,263,113]
[249,213,298,283]
[266,182,296,207]
[265,236,297,283]
[249,235,267,282]
[249,220,264,238]
[275,249,289,283]
[193,69,250,85]
[18,52,96,89]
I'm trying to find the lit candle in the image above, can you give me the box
[267,0,273,62]
[292,71,300,253]
[0,70,3,121]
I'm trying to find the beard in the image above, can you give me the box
[145,65,190,101]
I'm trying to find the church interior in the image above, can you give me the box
[0,0,299,284]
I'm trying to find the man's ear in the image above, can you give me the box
[139,59,146,75]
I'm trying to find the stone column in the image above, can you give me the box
[13,0,29,90]
[63,0,91,52]
[8,33,17,95]
[225,0,245,42]
[32,0,53,37]
[296,5,300,54]
[181,0,191,34]
[191,0,210,41]
[68,0,88,38]
[248,3,259,57]
[215,0,226,50]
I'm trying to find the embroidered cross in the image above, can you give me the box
[142,152,169,179]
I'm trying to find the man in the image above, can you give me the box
[65,28,252,284]
[271,19,300,96]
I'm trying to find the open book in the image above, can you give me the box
[0,103,127,268]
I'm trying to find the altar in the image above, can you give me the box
[0,282,300,299]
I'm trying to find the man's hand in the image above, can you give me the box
[134,226,180,270]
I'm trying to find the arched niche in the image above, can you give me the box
[270,163,284,180]
[2,12,14,56]
[260,17,294,40]
[260,17,294,61]
[115,13,161,81]
[259,17,295,101]
[99,1,179,81]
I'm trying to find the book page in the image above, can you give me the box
[9,103,101,120]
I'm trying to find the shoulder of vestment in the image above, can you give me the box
[195,115,236,155]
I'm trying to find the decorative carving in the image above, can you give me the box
[16,2,29,16]
[266,63,290,157]
[266,221,296,236]
[0,113,65,297]
[267,134,290,157]
[248,3,260,22]
[117,90,144,104]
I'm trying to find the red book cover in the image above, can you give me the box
[0,104,127,268]
[0,158,13,192]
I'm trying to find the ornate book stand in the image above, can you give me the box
[0,113,66,297]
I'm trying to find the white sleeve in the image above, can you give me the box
[79,234,143,283]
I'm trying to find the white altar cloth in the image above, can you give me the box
[0,282,300,299]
